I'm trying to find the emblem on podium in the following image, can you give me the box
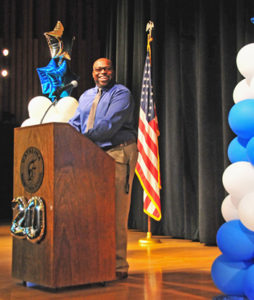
[20,147,44,193]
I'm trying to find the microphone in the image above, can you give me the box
[53,80,78,98]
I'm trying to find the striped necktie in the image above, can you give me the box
[85,88,102,132]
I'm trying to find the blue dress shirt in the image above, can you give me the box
[69,83,137,148]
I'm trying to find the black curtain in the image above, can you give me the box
[0,0,104,220]
[1,0,254,244]
[103,0,254,244]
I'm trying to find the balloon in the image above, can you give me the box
[222,161,254,199]
[44,21,74,61]
[247,137,254,165]
[230,194,242,207]
[244,264,254,300]
[233,79,254,103]
[42,112,63,124]
[28,96,52,119]
[228,99,254,139]
[211,254,250,296]
[25,96,78,125]
[21,21,79,125]
[36,21,78,102]
[227,137,249,163]
[55,96,78,121]
[221,195,239,222]
[39,104,57,123]
[238,192,254,231]
[37,58,79,102]
[216,220,254,261]
[36,59,67,101]
[21,118,39,127]
[236,43,254,79]
[249,76,254,96]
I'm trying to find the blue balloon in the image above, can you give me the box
[244,264,254,299]
[227,137,249,163]
[247,137,254,165]
[228,99,254,139]
[211,254,251,296]
[212,296,248,299]
[36,57,74,102]
[216,220,254,261]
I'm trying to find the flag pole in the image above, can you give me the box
[138,21,161,246]
[139,216,161,245]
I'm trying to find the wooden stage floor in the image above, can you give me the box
[0,223,223,299]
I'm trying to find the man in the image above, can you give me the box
[69,58,138,280]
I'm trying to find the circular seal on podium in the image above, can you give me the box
[20,147,44,193]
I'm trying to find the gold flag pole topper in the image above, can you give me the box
[139,21,161,246]
[146,20,154,62]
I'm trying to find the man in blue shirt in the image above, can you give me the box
[69,58,138,280]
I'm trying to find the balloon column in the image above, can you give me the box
[211,19,254,299]
[21,21,79,127]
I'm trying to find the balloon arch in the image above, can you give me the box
[211,34,254,298]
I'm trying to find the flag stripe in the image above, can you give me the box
[136,177,161,221]
[135,50,161,221]
[137,170,160,210]
[144,195,161,220]
[139,109,158,148]
[138,117,158,159]
[137,143,158,182]
[136,156,159,197]
[135,163,160,205]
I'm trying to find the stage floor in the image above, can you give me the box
[0,223,223,299]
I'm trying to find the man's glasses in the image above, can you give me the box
[94,66,113,72]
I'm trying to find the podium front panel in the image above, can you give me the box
[12,123,116,288]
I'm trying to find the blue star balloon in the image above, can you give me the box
[37,57,68,101]
[37,21,79,102]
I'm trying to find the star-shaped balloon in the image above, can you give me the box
[44,20,74,60]
[37,58,68,99]
[37,21,79,102]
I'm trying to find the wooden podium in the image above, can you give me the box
[12,123,116,288]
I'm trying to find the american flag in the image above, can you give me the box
[135,51,161,221]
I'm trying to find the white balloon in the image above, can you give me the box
[41,109,62,124]
[21,95,79,126]
[238,192,254,231]
[236,43,254,79]
[28,96,52,119]
[55,96,78,121]
[233,79,254,103]
[221,194,239,222]
[230,195,242,207]
[21,118,39,127]
[222,161,254,199]
[248,76,254,96]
